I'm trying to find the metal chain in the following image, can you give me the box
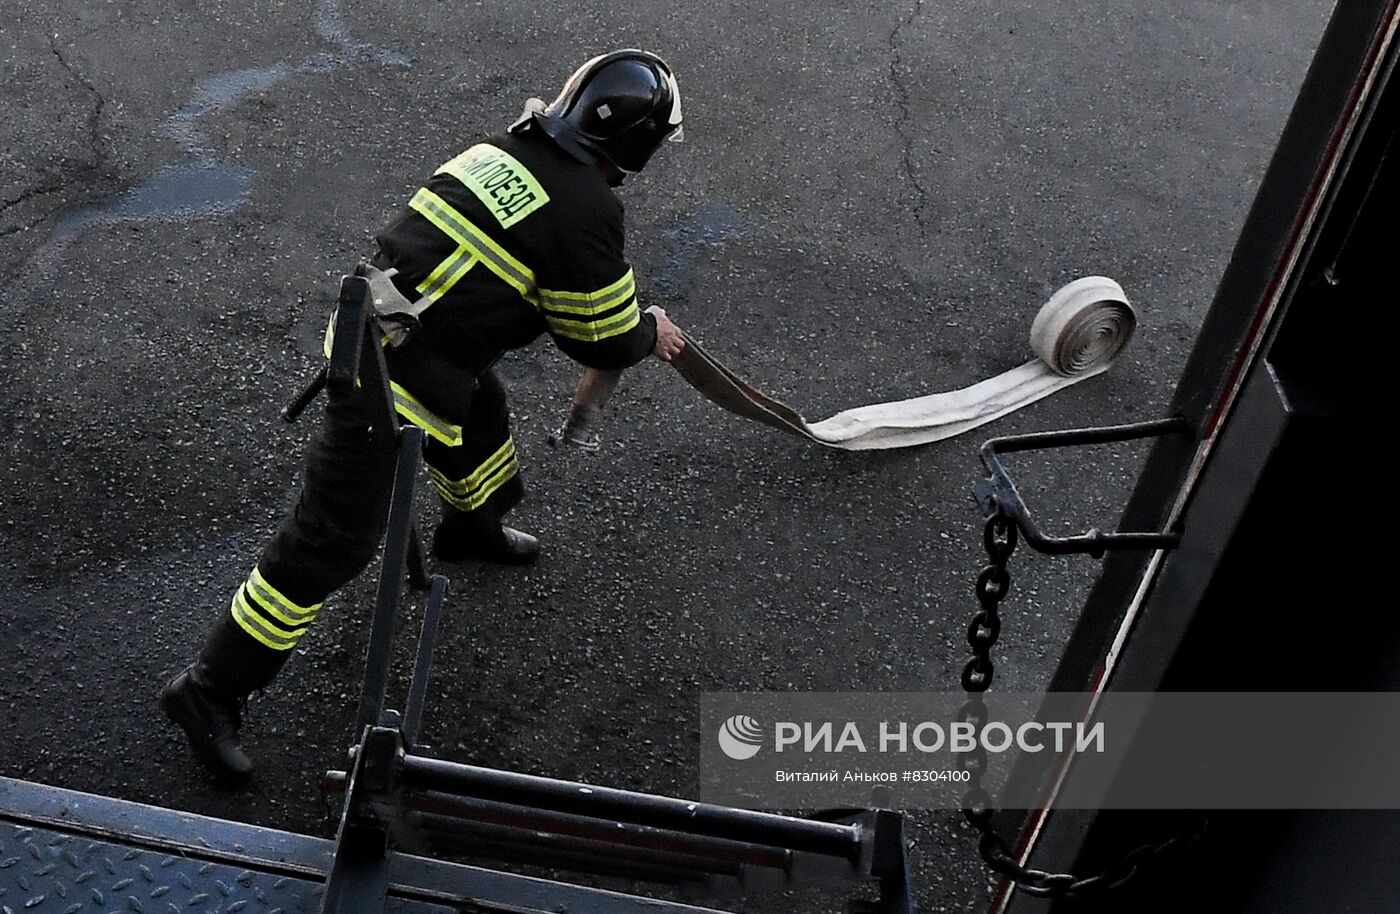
[956,499,1205,899]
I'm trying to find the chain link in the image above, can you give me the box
[956,499,1205,899]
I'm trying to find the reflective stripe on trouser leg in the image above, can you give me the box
[428,437,520,512]
[424,368,523,520]
[229,566,323,652]
[196,605,294,697]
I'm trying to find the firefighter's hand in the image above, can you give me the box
[647,306,685,362]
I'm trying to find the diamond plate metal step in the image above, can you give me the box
[0,821,447,914]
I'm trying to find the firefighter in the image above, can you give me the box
[160,50,687,781]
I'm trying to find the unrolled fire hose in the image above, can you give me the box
[553,275,1136,451]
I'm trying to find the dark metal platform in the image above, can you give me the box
[0,776,748,914]
[1,821,334,914]
[0,777,446,914]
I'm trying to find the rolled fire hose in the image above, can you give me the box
[554,276,1135,451]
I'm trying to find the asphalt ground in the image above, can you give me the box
[1,1,1330,911]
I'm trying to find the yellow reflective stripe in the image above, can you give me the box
[430,459,519,512]
[247,568,321,627]
[389,381,464,447]
[230,590,305,651]
[546,302,642,343]
[427,438,519,511]
[322,311,395,360]
[430,438,515,494]
[538,269,636,316]
[538,269,641,341]
[471,458,519,506]
[235,591,309,641]
[318,318,464,446]
[416,246,477,304]
[323,310,336,358]
[409,189,537,302]
[436,143,551,229]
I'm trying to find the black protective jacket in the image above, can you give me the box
[374,123,658,374]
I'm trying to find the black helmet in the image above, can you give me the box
[520,50,683,174]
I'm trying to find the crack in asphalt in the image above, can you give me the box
[0,3,412,299]
[0,37,114,286]
[0,177,66,216]
[889,0,932,237]
[0,222,40,239]
[49,35,111,179]
[51,35,108,125]
[0,38,109,225]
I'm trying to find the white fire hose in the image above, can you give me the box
[658,276,1136,450]
[550,276,1134,451]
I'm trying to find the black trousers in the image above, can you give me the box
[206,338,522,688]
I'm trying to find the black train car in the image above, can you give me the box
[988,2,1400,911]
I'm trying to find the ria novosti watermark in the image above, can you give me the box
[701,692,1400,810]
[718,714,1103,760]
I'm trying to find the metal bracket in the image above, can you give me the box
[323,753,916,911]
[321,724,398,914]
[975,417,1193,557]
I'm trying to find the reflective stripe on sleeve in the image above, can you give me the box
[544,303,641,343]
[538,269,642,342]
[537,269,635,315]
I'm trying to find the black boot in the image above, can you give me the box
[159,663,253,781]
[433,508,539,565]
[160,613,288,782]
